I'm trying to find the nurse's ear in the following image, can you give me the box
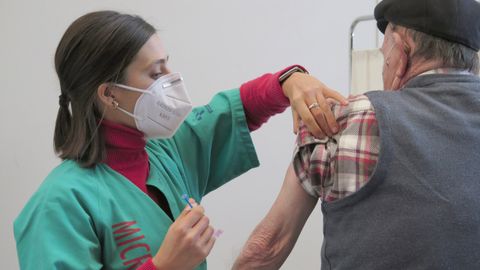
[97,83,117,109]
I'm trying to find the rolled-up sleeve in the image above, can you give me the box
[292,95,380,202]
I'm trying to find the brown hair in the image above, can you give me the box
[54,11,156,167]
[392,24,480,74]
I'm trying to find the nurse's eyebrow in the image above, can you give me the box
[143,57,169,71]
[150,56,169,67]
[152,58,167,65]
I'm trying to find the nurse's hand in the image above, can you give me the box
[282,72,348,138]
[153,200,216,270]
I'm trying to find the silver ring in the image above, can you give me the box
[308,102,320,110]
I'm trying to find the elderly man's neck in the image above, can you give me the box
[400,59,445,88]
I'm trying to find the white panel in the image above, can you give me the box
[351,49,384,95]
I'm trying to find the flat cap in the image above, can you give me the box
[374,0,480,51]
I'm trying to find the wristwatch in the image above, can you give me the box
[279,66,306,85]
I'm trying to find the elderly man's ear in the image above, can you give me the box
[390,31,410,90]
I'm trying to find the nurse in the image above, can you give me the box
[14,11,345,270]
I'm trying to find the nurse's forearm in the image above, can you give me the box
[233,164,318,269]
[239,65,306,131]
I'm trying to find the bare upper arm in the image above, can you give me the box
[233,164,318,269]
[273,164,318,225]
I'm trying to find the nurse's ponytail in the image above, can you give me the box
[53,11,155,168]
[54,93,72,155]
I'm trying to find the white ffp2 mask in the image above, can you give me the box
[114,72,193,139]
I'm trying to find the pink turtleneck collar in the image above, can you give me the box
[101,119,150,194]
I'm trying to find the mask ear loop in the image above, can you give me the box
[112,100,119,109]
[112,84,148,121]
[115,83,149,94]
[112,99,142,120]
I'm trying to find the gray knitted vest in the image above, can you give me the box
[321,74,480,270]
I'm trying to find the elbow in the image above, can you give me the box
[233,226,284,270]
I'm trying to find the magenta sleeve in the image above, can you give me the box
[136,259,158,270]
[239,65,307,131]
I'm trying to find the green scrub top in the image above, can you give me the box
[14,89,259,270]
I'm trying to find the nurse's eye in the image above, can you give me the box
[152,72,163,79]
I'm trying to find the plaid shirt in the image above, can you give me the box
[292,94,380,202]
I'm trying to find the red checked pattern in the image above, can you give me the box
[292,95,380,202]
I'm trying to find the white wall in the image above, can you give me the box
[0,0,377,269]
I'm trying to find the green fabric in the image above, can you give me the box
[14,89,259,270]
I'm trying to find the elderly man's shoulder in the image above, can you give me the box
[331,94,376,121]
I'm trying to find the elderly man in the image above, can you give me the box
[233,0,480,269]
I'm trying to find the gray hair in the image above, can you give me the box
[392,24,479,74]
